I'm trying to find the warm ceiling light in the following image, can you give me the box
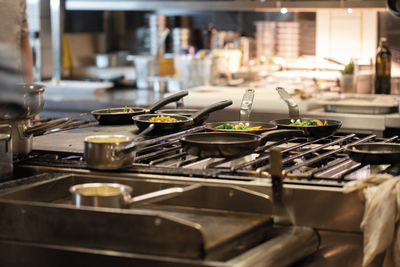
[347,8,353,13]
[281,8,288,14]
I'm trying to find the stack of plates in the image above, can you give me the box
[276,22,300,59]
[255,21,276,58]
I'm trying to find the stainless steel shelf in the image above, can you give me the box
[65,0,387,11]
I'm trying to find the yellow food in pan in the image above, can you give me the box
[148,116,182,122]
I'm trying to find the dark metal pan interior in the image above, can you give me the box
[205,121,277,134]
[91,107,145,125]
[345,143,400,164]
[181,132,260,158]
[273,119,342,138]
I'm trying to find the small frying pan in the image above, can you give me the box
[204,121,277,134]
[273,119,342,139]
[133,100,233,133]
[344,143,400,165]
[181,129,304,158]
[91,90,188,125]
[155,108,209,124]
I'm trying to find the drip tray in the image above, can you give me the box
[0,173,273,260]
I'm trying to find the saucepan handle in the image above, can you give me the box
[115,123,155,156]
[259,129,305,145]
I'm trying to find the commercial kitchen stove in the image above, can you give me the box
[8,127,399,266]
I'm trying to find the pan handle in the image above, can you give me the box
[259,129,304,145]
[147,90,189,113]
[276,87,300,122]
[240,89,255,122]
[114,123,155,156]
[191,100,233,125]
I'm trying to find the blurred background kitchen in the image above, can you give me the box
[24,0,400,136]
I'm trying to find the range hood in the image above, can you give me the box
[65,0,387,11]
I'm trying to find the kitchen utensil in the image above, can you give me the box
[275,87,342,138]
[70,182,187,208]
[344,143,400,165]
[272,119,342,139]
[91,90,188,125]
[181,129,303,158]
[0,125,12,179]
[203,89,276,134]
[133,100,233,133]
[84,124,154,170]
[0,83,45,120]
[1,116,77,155]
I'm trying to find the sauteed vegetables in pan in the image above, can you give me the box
[289,119,328,126]
[215,123,262,131]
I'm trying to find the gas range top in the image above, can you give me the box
[16,129,400,188]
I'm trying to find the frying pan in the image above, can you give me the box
[204,121,277,134]
[273,119,342,139]
[344,143,400,165]
[91,90,188,125]
[155,108,209,124]
[133,100,233,133]
[181,129,304,158]
[275,87,342,138]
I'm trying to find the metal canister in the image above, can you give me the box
[0,125,13,179]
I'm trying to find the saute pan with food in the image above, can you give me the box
[181,129,304,158]
[344,143,400,165]
[205,89,277,134]
[273,87,342,138]
[91,90,188,125]
[133,100,233,133]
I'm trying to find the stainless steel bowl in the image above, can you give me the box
[0,83,45,120]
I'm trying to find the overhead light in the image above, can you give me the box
[347,8,353,13]
[281,7,288,14]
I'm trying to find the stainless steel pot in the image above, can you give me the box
[84,125,154,170]
[1,117,71,155]
[0,83,45,120]
[69,183,185,208]
[0,125,13,179]
[84,135,134,170]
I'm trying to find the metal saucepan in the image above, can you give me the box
[181,129,304,158]
[204,121,277,134]
[84,125,154,170]
[344,142,400,165]
[275,87,342,138]
[0,125,13,179]
[70,183,190,208]
[91,90,189,125]
[0,83,45,120]
[133,100,233,133]
[1,113,87,155]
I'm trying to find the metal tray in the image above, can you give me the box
[317,94,399,114]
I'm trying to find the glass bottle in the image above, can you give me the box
[375,37,391,94]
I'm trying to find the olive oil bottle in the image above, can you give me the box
[375,37,391,94]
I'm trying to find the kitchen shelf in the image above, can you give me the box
[65,0,387,11]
